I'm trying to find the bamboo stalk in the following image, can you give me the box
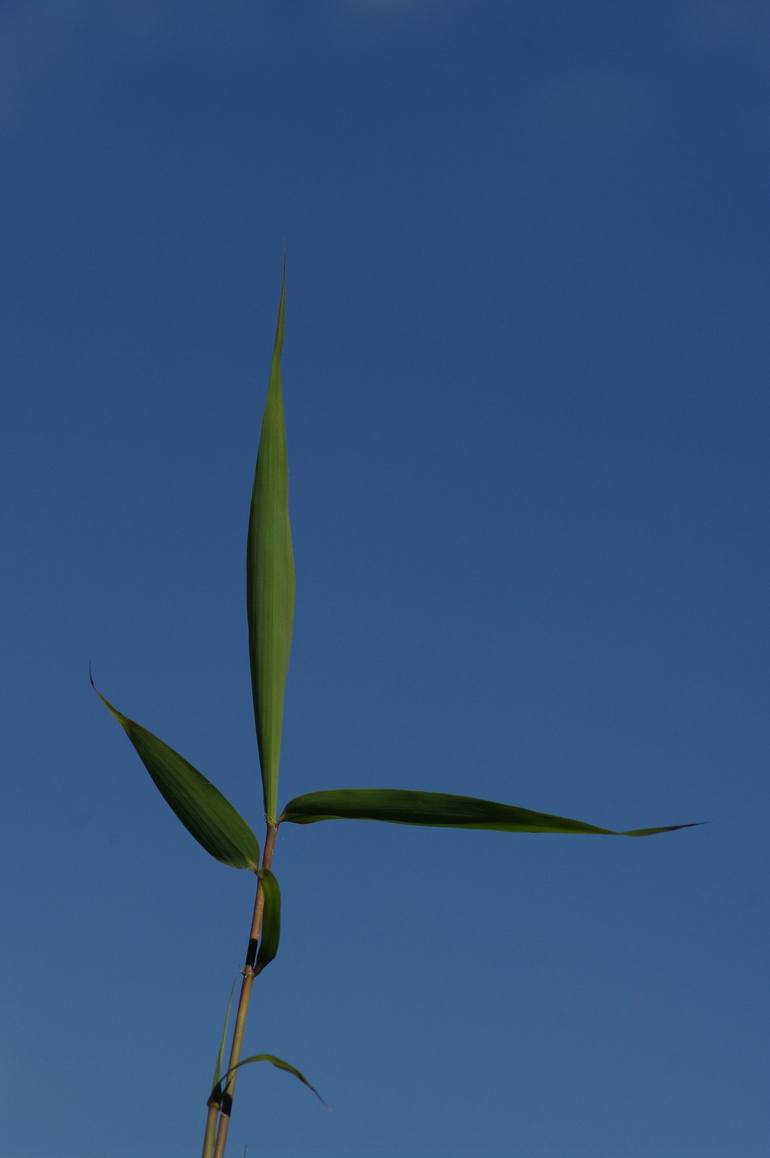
[212,824,278,1158]
[202,1100,219,1158]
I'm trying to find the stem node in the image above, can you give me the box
[209,824,278,1158]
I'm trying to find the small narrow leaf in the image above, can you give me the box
[205,980,237,1158]
[247,271,295,825]
[211,1053,325,1107]
[280,788,698,837]
[212,981,236,1094]
[92,676,261,869]
[255,870,281,973]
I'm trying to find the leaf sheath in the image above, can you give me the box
[255,870,281,973]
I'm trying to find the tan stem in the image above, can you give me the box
[202,1100,219,1158]
[212,824,278,1158]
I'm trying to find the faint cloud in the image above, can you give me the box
[523,72,652,141]
[687,0,770,50]
[0,0,186,139]
[335,0,468,26]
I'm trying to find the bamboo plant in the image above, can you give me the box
[92,274,696,1158]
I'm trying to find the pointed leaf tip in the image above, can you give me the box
[247,275,295,824]
[279,788,697,838]
[211,980,237,1092]
[211,1053,326,1108]
[93,680,261,869]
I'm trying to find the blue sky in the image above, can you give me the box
[2,2,769,1156]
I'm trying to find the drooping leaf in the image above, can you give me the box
[247,272,295,825]
[92,676,261,869]
[280,788,698,837]
[210,1053,325,1107]
[255,870,281,974]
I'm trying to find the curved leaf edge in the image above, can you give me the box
[90,667,261,869]
[279,787,702,838]
[255,869,281,974]
[209,1052,326,1108]
[247,270,295,827]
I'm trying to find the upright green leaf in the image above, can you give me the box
[210,1053,325,1107]
[211,982,236,1095]
[92,676,261,869]
[203,983,236,1157]
[280,788,698,837]
[255,870,281,973]
[247,273,295,824]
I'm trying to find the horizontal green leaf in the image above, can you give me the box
[210,1053,325,1107]
[247,271,295,824]
[92,675,261,869]
[280,788,698,837]
[255,870,281,974]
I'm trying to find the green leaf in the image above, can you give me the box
[211,1053,325,1107]
[280,788,698,837]
[92,675,261,869]
[247,272,296,825]
[205,981,237,1158]
[211,981,236,1094]
[255,870,281,973]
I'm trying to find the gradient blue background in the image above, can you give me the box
[2,3,768,1156]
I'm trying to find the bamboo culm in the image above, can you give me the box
[208,824,278,1158]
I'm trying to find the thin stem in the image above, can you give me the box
[212,824,278,1158]
[202,1101,219,1158]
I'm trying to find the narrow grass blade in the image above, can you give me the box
[280,788,698,837]
[247,271,295,824]
[255,870,281,973]
[211,1053,325,1106]
[212,982,237,1095]
[204,979,237,1158]
[92,675,261,869]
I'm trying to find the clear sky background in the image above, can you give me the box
[2,2,769,1156]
